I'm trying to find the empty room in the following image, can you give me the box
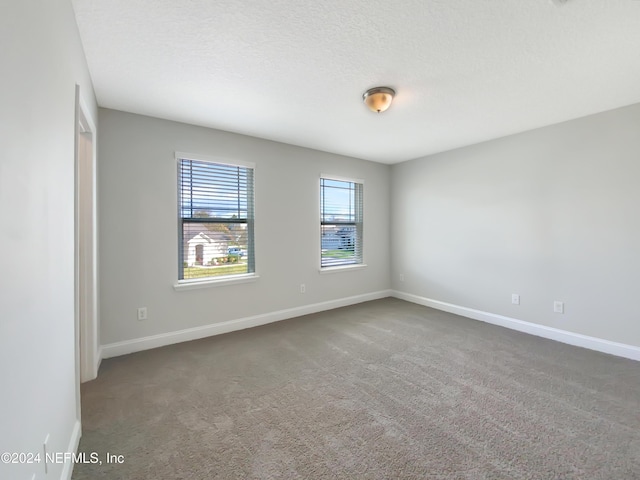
[2,1,640,479]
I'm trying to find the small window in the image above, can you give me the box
[320,177,363,268]
[178,155,255,281]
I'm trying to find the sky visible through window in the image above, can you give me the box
[180,166,353,220]
[321,178,356,222]
[180,160,249,219]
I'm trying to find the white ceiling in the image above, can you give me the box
[71,0,640,164]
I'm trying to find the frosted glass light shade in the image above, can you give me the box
[363,87,395,113]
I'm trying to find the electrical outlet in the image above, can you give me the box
[554,301,564,314]
[300,284,306,294]
[137,307,148,321]
[511,294,520,305]
[399,274,405,282]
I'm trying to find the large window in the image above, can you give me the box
[320,177,363,268]
[178,155,254,281]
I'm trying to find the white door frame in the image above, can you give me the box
[74,86,100,393]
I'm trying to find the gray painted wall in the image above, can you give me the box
[391,103,640,348]
[98,109,390,345]
[0,1,98,479]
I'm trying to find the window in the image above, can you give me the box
[178,154,254,282]
[320,177,363,268]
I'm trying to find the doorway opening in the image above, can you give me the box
[75,88,99,391]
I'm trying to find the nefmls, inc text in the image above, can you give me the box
[48,452,125,464]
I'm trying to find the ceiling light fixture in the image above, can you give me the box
[362,87,395,113]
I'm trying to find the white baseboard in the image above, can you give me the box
[61,419,81,480]
[94,346,103,376]
[392,290,640,362]
[102,290,392,359]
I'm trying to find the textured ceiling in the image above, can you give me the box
[71,0,640,164]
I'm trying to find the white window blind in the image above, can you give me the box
[320,177,363,267]
[178,157,254,280]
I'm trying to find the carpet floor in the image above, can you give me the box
[73,298,640,479]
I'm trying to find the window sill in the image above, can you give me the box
[319,264,368,274]
[174,273,259,291]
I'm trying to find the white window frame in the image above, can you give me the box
[174,152,259,290]
[319,174,367,273]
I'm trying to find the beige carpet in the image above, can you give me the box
[73,298,640,479]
